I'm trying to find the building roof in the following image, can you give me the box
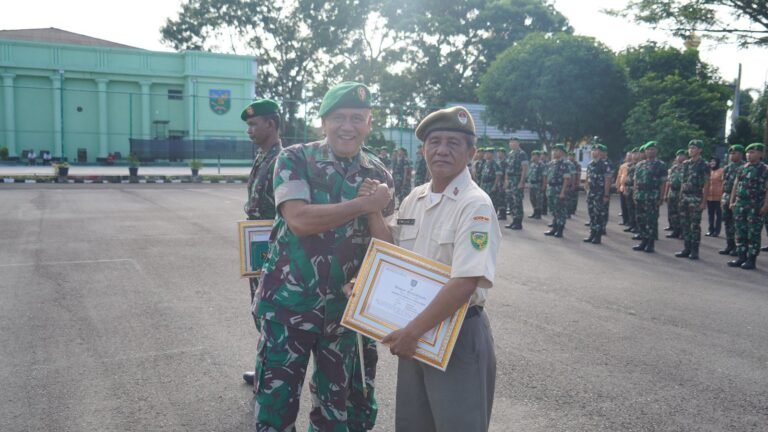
[446,102,539,141]
[0,27,140,49]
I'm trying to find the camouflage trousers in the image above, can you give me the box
[721,198,735,241]
[547,188,567,228]
[667,190,681,232]
[733,202,763,257]
[493,189,506,215]
[529,186,543,214]
[254,319,377,431]
[624,191,636,228]
[587,193,608,235]
[635,198,660,240]
[506,185,524,222]
[567,189,578,215]
[679,195,704,247]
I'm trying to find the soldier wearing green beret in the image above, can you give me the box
[527,150,545,219]
[622,147,644,234]
[675,139,710,260]
[253,82,393,431]
[584,144,613,244]
[718,145,745,255]
[472,148,485,184]
[544,144,572,237]
[631,141,667,252]
[504,138,529,228]
[727,143,768,269]
[664,149,688,239]
[566,151,581,218]
[414,144,430,187]
[480,148,503,217]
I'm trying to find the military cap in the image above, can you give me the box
[531,150,540,155]
[745,143,765,152]
[631,147,640,153]
[675,149,687,156]
[553,143,567,152]
[642,140,657,150]
[240,99,280,121]
[728,144,745,154]
[415,105,476,142]
[688,139,704,149]
[568,151,576,156]
[596,144,608,152]
[398,147,408,155]
[318,81,371,118]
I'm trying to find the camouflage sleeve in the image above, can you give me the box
[273,146,311,208]
[520,152,529,167]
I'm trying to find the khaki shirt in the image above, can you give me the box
[389,168,501,307]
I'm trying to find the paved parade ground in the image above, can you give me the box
[1,184,766,432]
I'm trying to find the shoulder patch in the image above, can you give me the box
[472,215,490,222]
[470,231,489,251]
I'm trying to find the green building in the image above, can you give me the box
[0,28,256,162]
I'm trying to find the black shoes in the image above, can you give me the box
[505,222,522,230]
[741,255,756,270]
[583,233,594,243]
[243,371,255,385]
[644,239,655,253]
[719,240,735,255]
[666,230,680,239]
[728,253,747,268]
[632,239,648,251]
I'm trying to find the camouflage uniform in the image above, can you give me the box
[666,162,684,237]
[480,159,502,208]
[254,140,394,431]
[678,158,710,254]
[527,159,545,217]
[567,159,581,216]
[586,158,613,238]
[623,162,637,230]
[393,157,412,205]
[720,160,742,248]
[732,161,768,258]
[497,155,508,218]
[414,154,429,187]
[546,158,572,232]
[633,159,667,242]
[505,149,528,224]
[472,158,485,184]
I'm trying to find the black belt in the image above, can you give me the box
[466,305,483,319]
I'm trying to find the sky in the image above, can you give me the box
[1,0,767,91]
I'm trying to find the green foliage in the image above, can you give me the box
[127,153,140,167]
[728,116,761,145]
[478,33,630,150]
[609,1,768,46]
[0,146,8,160]
[749,86,768,143]
[188,159,204,170]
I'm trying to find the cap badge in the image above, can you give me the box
[245,106,254,116]
[457,110,468,125]
[357,87,367,101]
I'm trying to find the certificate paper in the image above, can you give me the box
[238,220,273,277]
[342,239,468,371]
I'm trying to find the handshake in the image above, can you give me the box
[358,178,392,213]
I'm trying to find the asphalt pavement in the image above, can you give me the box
[1,184,766,432]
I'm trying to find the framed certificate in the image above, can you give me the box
[342,238,468,371]
[238,220,273,277]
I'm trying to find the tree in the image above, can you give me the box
[610,0,768,46]
[749,86,768,143]
[478,33,630,152]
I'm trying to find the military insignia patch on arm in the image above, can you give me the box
[470,231,489,251]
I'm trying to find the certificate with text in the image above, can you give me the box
[342,239,468,371]
[238,220,273,278]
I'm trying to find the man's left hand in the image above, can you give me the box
[381,328,419,358]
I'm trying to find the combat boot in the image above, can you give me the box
[623,226,634,232]
[688,243,699,260]
[591,233,602,244]
[498,210,507,220]
[544,227,557,236]
[740,255,756,270]
[632,239,648,251]
[675,242,691,258]
[728,252,747,267]
[583,233,595,243]
[631,233,643,240]
[761,245,768,252]
[718,240,735,255]
[644,239,655,253]
[665,230,680,239]
[553,225,564,238]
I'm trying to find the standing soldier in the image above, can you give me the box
[540,151,550,215]
[240,99,283,386]
[583,144,613,244]
[632,141,667,253]
[252,82,394,431]
[664,149,687,239]
[675,139,711,260]
[544,143,572,238]
[480,148,503,218]
[414,144,430,187]
[567,151,581,217]
[505,137,529,229]
[622,148,642,234]
[393,147,412,207]
[527,150,545,219]
[472,148,485,184]
[377,148,391,170]
[496,148,508,220]
[718,145,744,256]
[727,143,768,270]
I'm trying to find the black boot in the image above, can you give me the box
[728,252,747,267]
[663,226,672,231]
[665,230,680,239]
[718,240,735,255]
[544,227,557,236]
[583,233,595,243]
[632,233,643,240]
[741,255,757,270]
[532,212,542,219]
[761,245,768,252]
[547,222,554,228]
[688,243,699,260]
[675,242,691,258]
[644,239,655,253]
[553,225,564,238]
[623,226,634,232]
[632,239,648,251]
[591,233,602,244]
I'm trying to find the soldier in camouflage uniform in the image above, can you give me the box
[540,152,550,215]
[567,152,581,217]
[414,144,430,187]
[240,99,283,386]
[253,82,394,431]
[527,150,545,219]
[480,149,503,217]
[505,138,529,229]
[727,143,768,270]
[544,144,572,238]
[718,145,745,256]
[675,139,711,260]
[664,149,687,239]
[583,144,613,244]
[377,149,391,170]
[393,147,412,208]
[471,148,485,183]
[631,141,667,253]
[496,148,508,220]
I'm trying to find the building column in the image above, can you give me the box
[1,73,16,157]
[50,73,63,159]
[96,78,109,158]
[139,81,151,139]
[186,77,197,142]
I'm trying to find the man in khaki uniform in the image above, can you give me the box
[383,106,501,432]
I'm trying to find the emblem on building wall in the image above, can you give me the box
[209,89,231,115]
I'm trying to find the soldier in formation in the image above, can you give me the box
[414,144,430,187]
[664,149,687,239]
[675,140,710,260]
[622,148,641,233]
[727,143,768,270]
[718,145,744,256]
[480,148,503,218]
[496,148,508,220]
[567,151,581,217]
[544,144,572,238]
[583,144,612,244]
[631,141,667,253]
[392,147,412,207]
[505,138,528,229]
[527,150,545,219]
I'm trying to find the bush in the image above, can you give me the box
[0,147,8,160]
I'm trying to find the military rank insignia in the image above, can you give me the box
[470,231,489,251]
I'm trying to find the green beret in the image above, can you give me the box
[728,144,745,153]
[568,151,576,156]
[631,147,640,153]
[597,144,608,152]
[240,99,279,121]
[531,150,540,155]
[415,106,476,142]
[675,149,687,156]
[318,81,371,118]
[643,140,657,150]
[746,143,765,152]
[688,139,704,149]
[553,143,567,152]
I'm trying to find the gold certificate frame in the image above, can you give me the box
[238,220,273,277]
[342,238,468,371]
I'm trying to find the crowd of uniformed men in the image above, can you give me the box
[236,79,766,432]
